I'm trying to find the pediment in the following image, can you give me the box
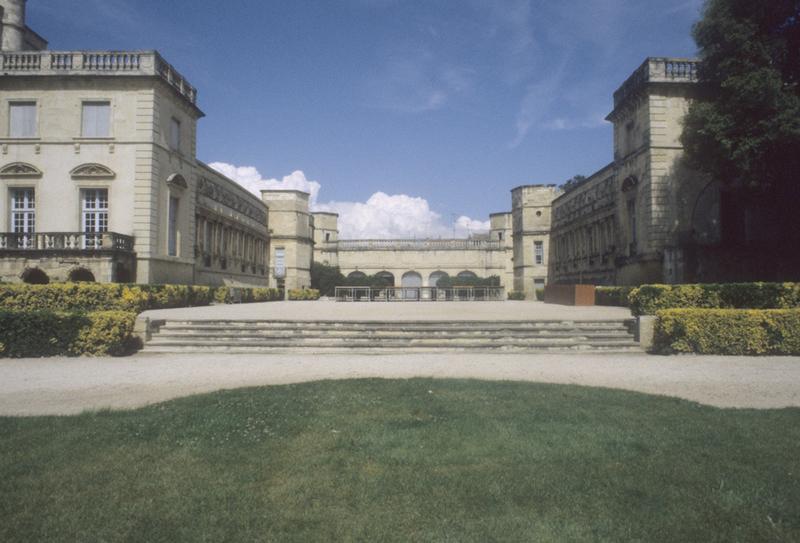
[70,163,116,179]
[0,162,42,178]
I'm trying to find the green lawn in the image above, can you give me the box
[1,379,798,542]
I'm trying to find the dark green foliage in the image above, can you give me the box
[435,275,500,288]
[310,262,345,296]
[595,286,634,307]
[507,290,526,300]
[534,288,545,301]
[682,0,800,191]
[655,308,800,354]
[629,282,800,315]
[1,380,799,541]
[0,310,137,357]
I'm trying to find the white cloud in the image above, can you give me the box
[542,116,607,131]
[209,162,490,239]
[209,162,321,205]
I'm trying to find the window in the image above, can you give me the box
[325,232,331,242]
[498,231,503,241]
[9,102,37,138]
[10,188,35,248]
[81,101,111,138]
[274,248,286,278]
[534,241,544,265]
[82,189,108,249]
[168,196,179,256]
[627,199,637,254]
[169,117,181,151]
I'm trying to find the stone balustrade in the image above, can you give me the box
[0,232,134,252]
[613,57,699,108]
[0,50,198,106]
[337,239,503,251]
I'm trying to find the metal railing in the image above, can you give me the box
[334,286,505,302]
[0,232,134,252]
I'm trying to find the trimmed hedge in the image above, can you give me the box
[534,288,545,301]
[0,310,137,357]
[507,291,526,300]
[288,288,321,301]
[595,286,633,307]
[0,283,214,313]
[0,283,283,313]
[654,309,800,355]
[213,287,282,304]
[629,282,800,316]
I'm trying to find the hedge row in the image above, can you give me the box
[629,282,800,316]
[595,286,633,307]
[507,291,526,300]
[213,287,282,304]
[288,288,321,301]
[654,309,800,355]
[0,283,283,313]
[0,310,137,357]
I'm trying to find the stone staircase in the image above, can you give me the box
[141,319,642,354]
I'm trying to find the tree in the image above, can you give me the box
[681,0,800,192]
[310,262,345,296]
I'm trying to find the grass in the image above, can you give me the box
[1,379,799,542]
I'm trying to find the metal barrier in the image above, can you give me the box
[334,286,505,302]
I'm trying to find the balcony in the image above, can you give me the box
[0,232,134,253]
[0,50,198,107]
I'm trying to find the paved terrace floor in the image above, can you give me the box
[1,353,799,416]
[141,300,634,322]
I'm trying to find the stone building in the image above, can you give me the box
[549,58,717,285]
[0,0,269,285]
[303,186,559,297]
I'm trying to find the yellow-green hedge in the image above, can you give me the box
[213,287,283,304]
[0,310,137,357]
[0,283,284,312]
[654,309,800,355]
[287,288,321,301]
[0,283,214,313]
[629,282,800,315]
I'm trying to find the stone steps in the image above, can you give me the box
[142,319,642,354]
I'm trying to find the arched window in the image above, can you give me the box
[429,271,449,287]
[20,267,49,284]
[68,267,96,282]
[374,271,395,286]
[456,271,478,281]
[401,271,422,288]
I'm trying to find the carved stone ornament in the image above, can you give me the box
[0,162,43,178]
[621,175,639,192]
[197,175,267,224]
[70,163,116,179]
[166,173,188,189]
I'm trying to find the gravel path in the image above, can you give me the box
[1,353,798,416]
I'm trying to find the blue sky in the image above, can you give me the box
[29,0,703,238]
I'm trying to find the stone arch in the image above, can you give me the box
[68,267,96,282]
[429,270,449,287]
[70,163,115,180]
[347,271,367,280]
[20,267,49,285]
[0,162,42,178]
[166,173,188,189]
[456,270,478,281]
[401,271,422,287]
[374,271,395,286]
